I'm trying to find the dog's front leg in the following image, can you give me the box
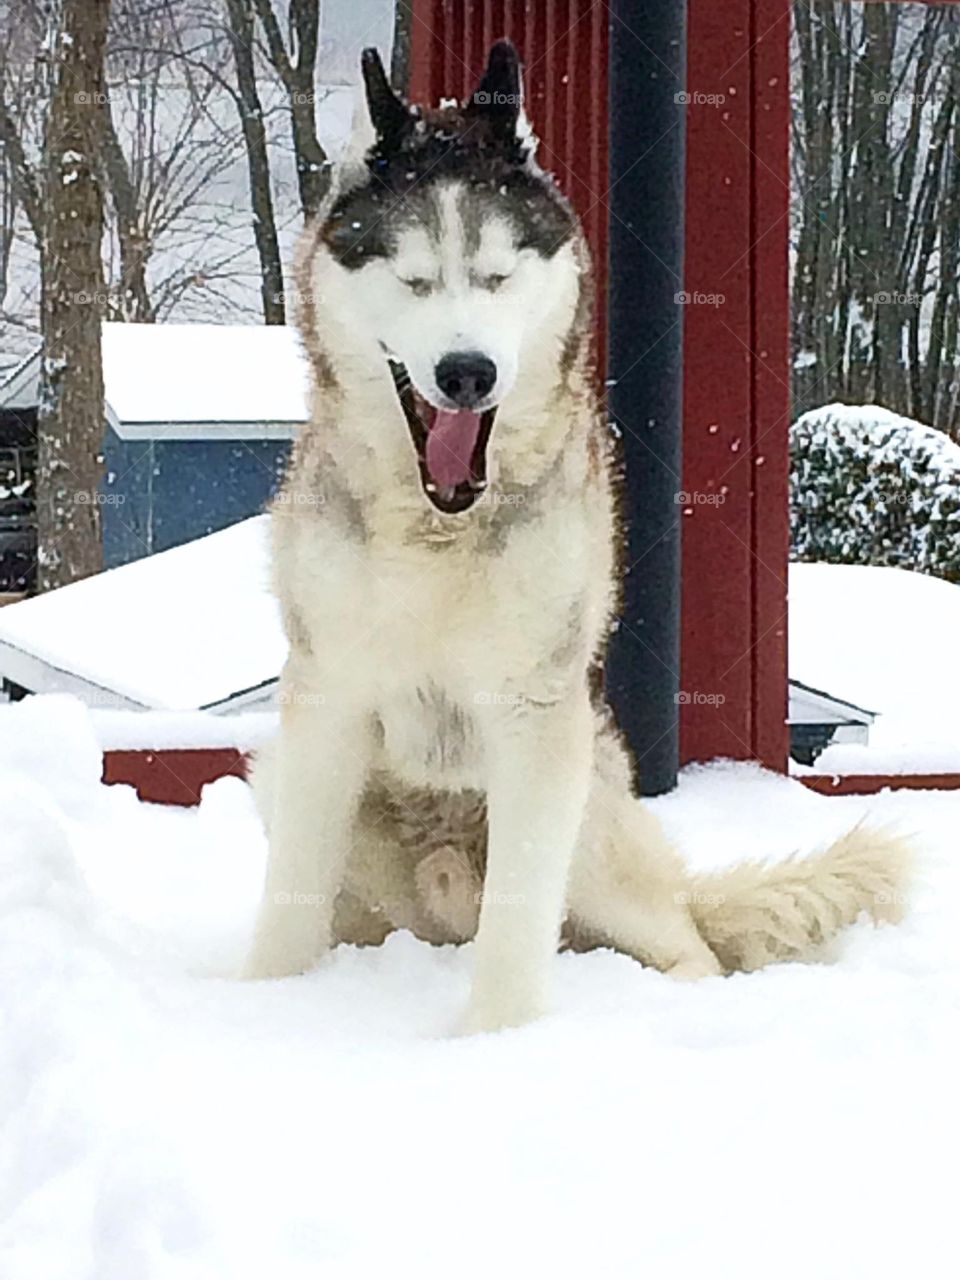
[462,693,593,1033]
[244,683,371,979]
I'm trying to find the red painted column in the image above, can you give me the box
[750,0,791,770]
[680,0,790,769]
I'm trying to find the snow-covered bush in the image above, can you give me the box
[790,403,960,583]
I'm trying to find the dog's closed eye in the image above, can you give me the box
[472,271,511,292]
[481,273,510,292]
[399,277,435,297]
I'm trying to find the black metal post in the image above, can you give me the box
[605,0,688,796]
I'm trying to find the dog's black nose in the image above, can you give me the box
[435,352,497,408]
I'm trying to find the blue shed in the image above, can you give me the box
[0,323,308,572]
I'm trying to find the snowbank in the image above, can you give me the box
[789,561,960,770]
[90,708,277,751]
[0,694,957,1277]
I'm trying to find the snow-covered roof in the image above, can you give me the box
[0,516,286,711]
[788,678,876,725]
[0,324,310,439]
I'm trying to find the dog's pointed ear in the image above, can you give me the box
[340,76,377,171]
[466,41,523,141]
[361,47,412,152]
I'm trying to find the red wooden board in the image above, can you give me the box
[800,774,960,796]
[99,749,960,807]
[102,749,248,807]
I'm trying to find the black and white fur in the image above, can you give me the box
[244,43,911,1033]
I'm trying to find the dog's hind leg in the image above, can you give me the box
[565,730,723,979]
[244,671,373,979]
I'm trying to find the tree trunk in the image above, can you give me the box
[252,0,330,219]
[392,1,413,95]
[0,97,43,242]
[35,0,111,592]
[224,0,286,324]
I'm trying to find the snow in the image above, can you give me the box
[1,693,958,1277]
[0,325,311,427]
[101,323,310,425]
[790,561,960,770]
[0,518,286,711]
[802,401,960,479]
[90,709,277,751]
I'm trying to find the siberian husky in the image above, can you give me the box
[245,42,911,1032]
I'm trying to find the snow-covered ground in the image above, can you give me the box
[1,693,958,1278]
[791,561,960,771]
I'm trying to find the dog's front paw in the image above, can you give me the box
[456,993,547,1036]
[241,933,328,981]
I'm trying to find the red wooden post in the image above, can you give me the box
[680,0,790,769]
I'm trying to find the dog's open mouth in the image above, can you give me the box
[390,362,497,514]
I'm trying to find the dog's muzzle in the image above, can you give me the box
[389,361,497,515]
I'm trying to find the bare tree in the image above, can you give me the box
[2,0,287,349]
[250,0,329,219]
[35,0,111,590]
[792,1,960,437]
[105,0,269,323]
[100,98,153,319]
[224,0,285,322]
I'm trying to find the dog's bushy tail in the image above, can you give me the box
[688,825,913,973]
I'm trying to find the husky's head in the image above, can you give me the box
[306,41,583,515]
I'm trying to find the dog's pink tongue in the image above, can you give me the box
[425,408,482,489]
